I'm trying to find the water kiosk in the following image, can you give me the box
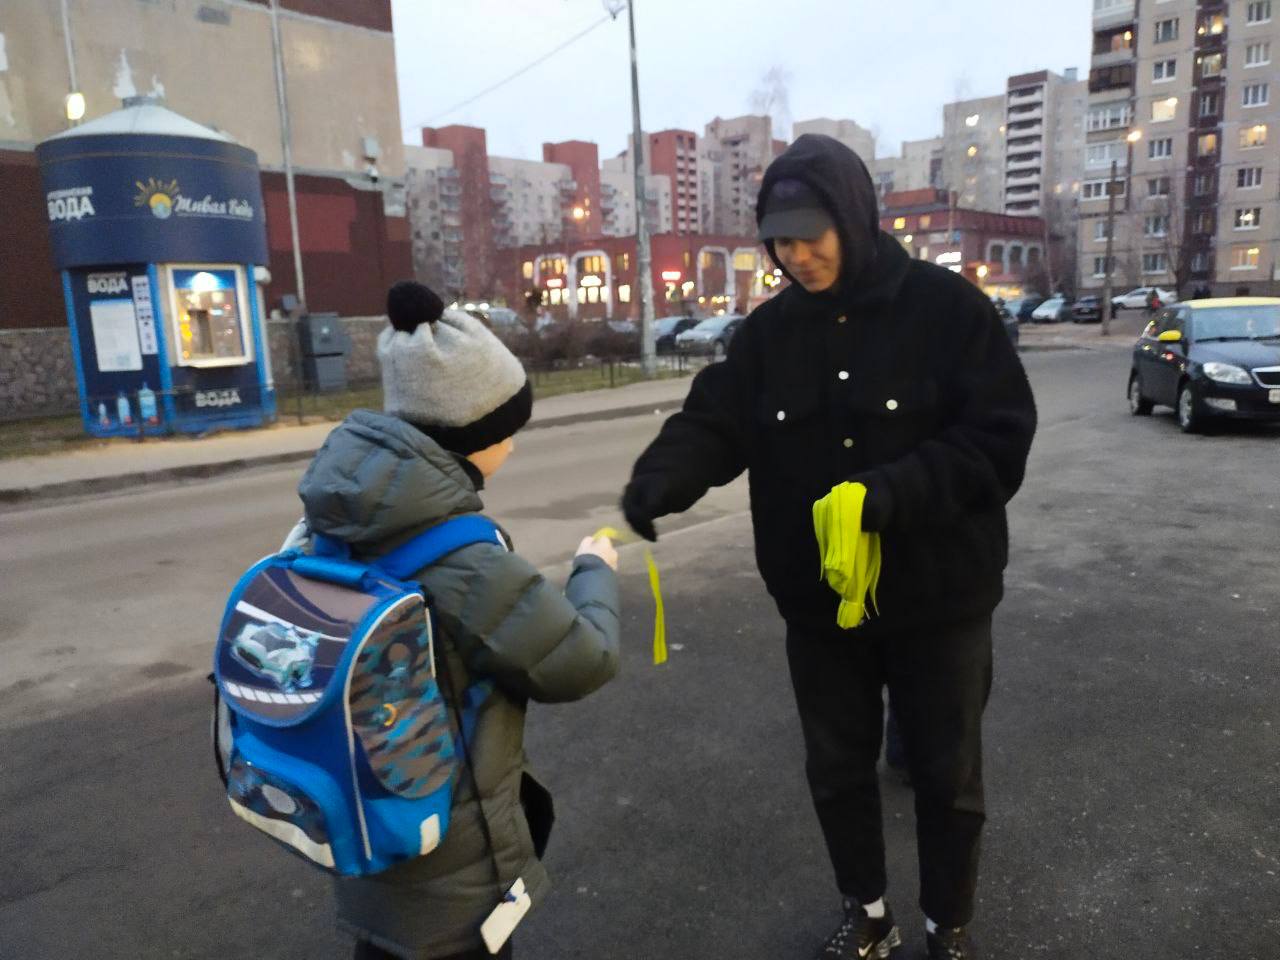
[36,97,275,436]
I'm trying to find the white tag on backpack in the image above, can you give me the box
[480,876,531,953]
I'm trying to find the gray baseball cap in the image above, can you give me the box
[757,178,836,241]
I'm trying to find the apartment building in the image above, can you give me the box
[1079,0,1279,295]
[943,95,1008,212]
[700,115,782,236]
[599,162,673,237]
[608,129,698,234]
[793,118,877,160]
[1005,68,1088,217]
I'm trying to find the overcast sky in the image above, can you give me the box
[392,0,1091,163]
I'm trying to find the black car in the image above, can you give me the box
[1127,299,1280,433]
[1072,296,1103,323]
[654,315,700,354]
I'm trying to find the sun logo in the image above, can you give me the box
[134,177,179,219]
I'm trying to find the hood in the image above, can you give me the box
[1193,340,1280,369]
[297,409,483,549]
[758,134,906,306]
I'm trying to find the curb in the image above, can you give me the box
[0,399,686,508]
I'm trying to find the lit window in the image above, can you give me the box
[1231,246,1261,270]
[1234,207,1262,229]
[522,261,534,280]
[549,288,562,305]
[967,145,978,158]
[920,215,932,228]
[1241,124,1268,148]
[1152,97,1178,122]
[618,284,631,303]
[1200,53,1223,78]
[965,114,980,127]
[893,217,907,230]
[1243,83,1270,107]
[1198,13,1225,35]
[1198,133,1218,156]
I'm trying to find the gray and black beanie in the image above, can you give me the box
[377,280,533,455]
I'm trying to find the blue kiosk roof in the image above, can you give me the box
[37,99,269,269]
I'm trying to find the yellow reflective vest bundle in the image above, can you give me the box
[812,482,882,630]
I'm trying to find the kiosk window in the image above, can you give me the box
[172,268,248,364]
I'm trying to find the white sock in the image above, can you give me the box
[862,898,886,919]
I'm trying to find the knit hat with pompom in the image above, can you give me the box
[377,280,532,455]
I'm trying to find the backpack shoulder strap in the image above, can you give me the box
[373,515,505,581]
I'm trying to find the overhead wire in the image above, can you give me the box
[404,14,615,132]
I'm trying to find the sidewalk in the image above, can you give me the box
[0,375,696,506]
[1018,311,1148,351]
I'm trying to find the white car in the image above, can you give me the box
[1113,287,1179,310]
[1030,297,1070,323]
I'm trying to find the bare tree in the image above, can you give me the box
[749,66,793,141]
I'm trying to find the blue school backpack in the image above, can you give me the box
[211,515,505,877]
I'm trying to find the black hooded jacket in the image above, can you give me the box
[628,134,1038,634]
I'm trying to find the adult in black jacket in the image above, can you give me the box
[622,135,1036,960]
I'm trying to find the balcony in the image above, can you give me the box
[1090,63,1134,93]
[1006,183,1041,198]
[1008,89,1045,108]
[1007,156,1043,172]
[1007,107,1045,124]
[1092,46,1136,69]
[1006,123,1044,141]
[1092,0,1136,30]
[1006,201,1042,216]
[1006,171,1042,186]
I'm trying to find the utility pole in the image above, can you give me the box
[269,0,306,309]
[607,0,656,375]
[1100,158,1118,337]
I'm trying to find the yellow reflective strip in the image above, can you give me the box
[594,527,667,665]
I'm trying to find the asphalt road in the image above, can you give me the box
[2,346,1277,959]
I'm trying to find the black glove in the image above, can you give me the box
[621,474,668,542]
[853,478,894,532]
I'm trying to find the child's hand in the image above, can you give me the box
[576,535,618,571]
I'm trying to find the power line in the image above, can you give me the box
[404,15,613,134]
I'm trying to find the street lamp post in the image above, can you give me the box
[606,0,657,376]
[1101,129,1142,337]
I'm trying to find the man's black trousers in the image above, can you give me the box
[785,613,993,928]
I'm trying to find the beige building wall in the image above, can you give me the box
[1215,0,1280,288]
[600,165,673,236]
[793,117,876,161]
[0,0,403,176]
[488,155,572,248]
[702,114,776,236]
[943,95,1006,212]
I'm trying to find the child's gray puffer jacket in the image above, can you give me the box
[297,409,620,959]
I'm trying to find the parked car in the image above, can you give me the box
[1031,296,1072,323]
[655,315,700,353]
[1007,296,1046,322]
[992,299,1020,346]
[675,314,744,359]
[1112,287,1179,311]
[1127,298,1280,433]
[1071,296,1103,323]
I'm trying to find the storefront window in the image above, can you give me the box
[169,267,249,366]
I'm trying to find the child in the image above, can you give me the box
[297,280,621,959]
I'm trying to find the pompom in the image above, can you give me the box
[386,280,444,333]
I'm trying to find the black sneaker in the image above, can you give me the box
[817,901,901,959]
[925,927,975,960]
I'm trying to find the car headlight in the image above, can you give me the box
[1202,361,1252,385]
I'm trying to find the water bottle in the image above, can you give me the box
[138,383,159,425]
[117,391,134,427]
[98,402,110,428]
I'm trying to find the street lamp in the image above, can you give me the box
[604,0,657,375]
[64,91,86,122]
[1101,129,1142,337]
